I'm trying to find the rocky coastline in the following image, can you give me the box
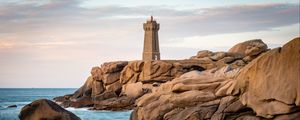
[19,37,300,120]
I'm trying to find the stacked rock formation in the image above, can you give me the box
[52,37,299,120]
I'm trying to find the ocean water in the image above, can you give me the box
[0,88,131,120]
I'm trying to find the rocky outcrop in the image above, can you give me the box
[131,37,299,120]
[54,60,206,110]
[19,99,80,120]
[56,40,268,110]
[53,37,299,120]
[234,37,300,118]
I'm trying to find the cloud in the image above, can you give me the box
[160,3,299,38]
[0,2,298,51]
[0,40,15,49]
[0,2,298,36]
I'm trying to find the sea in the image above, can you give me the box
[0,88,131,120]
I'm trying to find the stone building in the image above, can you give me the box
[143,16,160,60]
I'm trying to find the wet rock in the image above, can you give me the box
[19,99,80,120]
[7,105,17,108]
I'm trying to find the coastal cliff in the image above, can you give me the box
[52,37,300,120]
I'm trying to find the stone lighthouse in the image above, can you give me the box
[143,16,160,60]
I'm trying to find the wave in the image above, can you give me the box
[66,107,91,111]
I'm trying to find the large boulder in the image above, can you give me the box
[121,82,155,100]
[234,37,300,118]
[121,82,145,98]
[228,39,268,56]
[19,99,80,120]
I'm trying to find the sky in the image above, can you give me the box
[0,0,299,88]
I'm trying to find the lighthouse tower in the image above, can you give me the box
[143,16,160,60]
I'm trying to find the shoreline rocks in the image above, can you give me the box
[52,37,299,120]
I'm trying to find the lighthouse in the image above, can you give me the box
[142,16,160,60]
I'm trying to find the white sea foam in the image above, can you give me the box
[66,107,90,111]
